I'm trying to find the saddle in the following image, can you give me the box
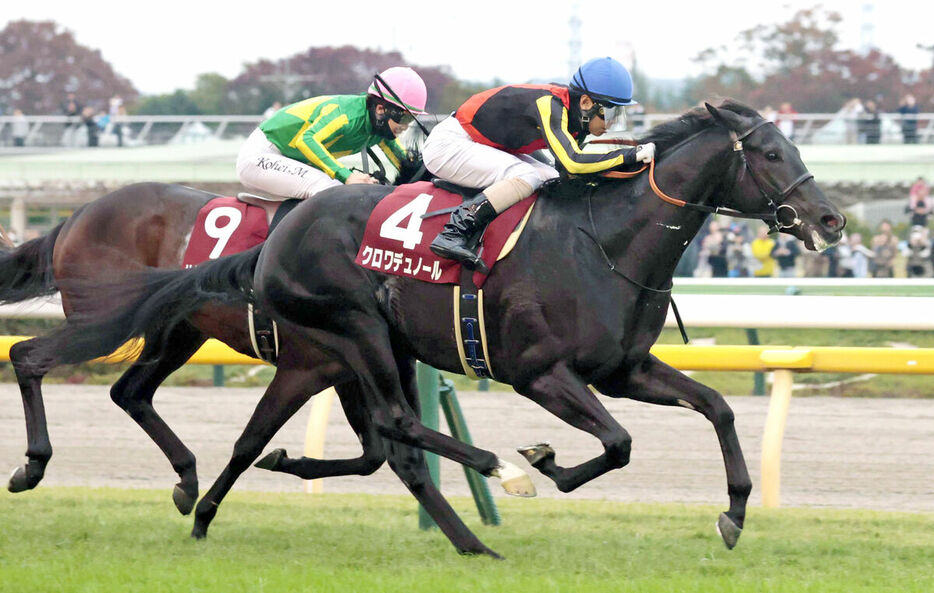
[183,194,301,366]
[236,192,298,228]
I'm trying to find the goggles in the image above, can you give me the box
[387,108,413,125]
[597,103,626,130]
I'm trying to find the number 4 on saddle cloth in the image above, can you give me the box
[355,181,537,380]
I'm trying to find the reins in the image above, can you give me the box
[578,184,690,344]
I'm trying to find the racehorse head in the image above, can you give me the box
[395,113,445,184]
[703,100,846,251]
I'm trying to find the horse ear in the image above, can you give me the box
[705,102,722,122]
[705,102,743,130]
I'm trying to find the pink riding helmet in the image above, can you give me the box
[367,67,428,115]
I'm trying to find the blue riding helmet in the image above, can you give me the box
[569,57,638,106]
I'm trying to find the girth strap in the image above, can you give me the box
[453,266,494,380]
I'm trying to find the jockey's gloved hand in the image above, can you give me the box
[346,172,379,185]
[635,142,656,163]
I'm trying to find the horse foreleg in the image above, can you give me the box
[7,338,53,492]
[512,362,633,493]
[593,354,751,549]
[108,323,206,515]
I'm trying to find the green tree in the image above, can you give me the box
[189,73,230,114]
[134,90,201,115]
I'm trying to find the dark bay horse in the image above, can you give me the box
[30,101,845,556]
[0,128,450,511]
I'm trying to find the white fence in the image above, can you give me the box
[2,112,933,147]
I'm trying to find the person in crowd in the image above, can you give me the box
[870,219,899,277]
[903,225,933,277]
[236,67,427,200]
[11,108,28,147]
[897,94,920,144]
[760,105,777,123]
[107,95,125,147]
[262,101,283,120]
[421,57,656,271]
[750,225,776,277]
[835,233,854,277]
[702,220,729,277]
[60,92,82,146]
[81,106,100,147]
[771,233,801,278]
[726,229,753,277]
[861,100,882,144]
[846,232,874,278]
[776,102,797,140]
[840,97,864,144]
[907,176,931,227]
[113,104,128,147]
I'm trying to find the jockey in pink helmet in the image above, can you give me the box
[237,66,428,200]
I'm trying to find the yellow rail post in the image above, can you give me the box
[759,349,813,508]
[303,387,337,494]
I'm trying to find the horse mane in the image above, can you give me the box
[637,99,762,157]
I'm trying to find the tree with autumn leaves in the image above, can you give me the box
[2,11,932,116]
[689,7,933,113]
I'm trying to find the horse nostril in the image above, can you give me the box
[821,213,846,230]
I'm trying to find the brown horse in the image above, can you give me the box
[27,101,846,557]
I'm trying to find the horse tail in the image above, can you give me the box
[26,245,263,371]
[0,222,64,304]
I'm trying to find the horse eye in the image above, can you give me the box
[766,152,780,161]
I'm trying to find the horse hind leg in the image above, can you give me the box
[254,381,387,480]
[191,362,331,539]
[328,320,534,497]
[108,323,206,515]
[593,354,752,550]
[7,338,54,492]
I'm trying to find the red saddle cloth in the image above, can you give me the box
[182,197,269,268]
[355,181,536,288]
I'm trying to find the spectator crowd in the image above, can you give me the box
[681,176,934,278]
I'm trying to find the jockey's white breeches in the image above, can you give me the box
[422,117,558,209]
[236,128,342,200]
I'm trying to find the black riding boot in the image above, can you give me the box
[430,195,498,273]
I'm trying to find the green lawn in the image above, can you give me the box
[0,488,931,593]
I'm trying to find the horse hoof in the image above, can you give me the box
[716,512,743,549]
[458,546,504,560]
[7,465,31,493]
[491,459,536,497]
[254,448,286,471]
[191,524,208,540]
[172,484,197,516]
[516,442,554,467]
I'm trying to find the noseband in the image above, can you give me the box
[730,119,813,231]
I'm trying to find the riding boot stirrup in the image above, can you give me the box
[430,194,498,274]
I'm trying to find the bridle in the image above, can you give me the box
[602,119,814,232]
[583,118,816,343]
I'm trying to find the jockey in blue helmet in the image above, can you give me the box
[422,57,655,273]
